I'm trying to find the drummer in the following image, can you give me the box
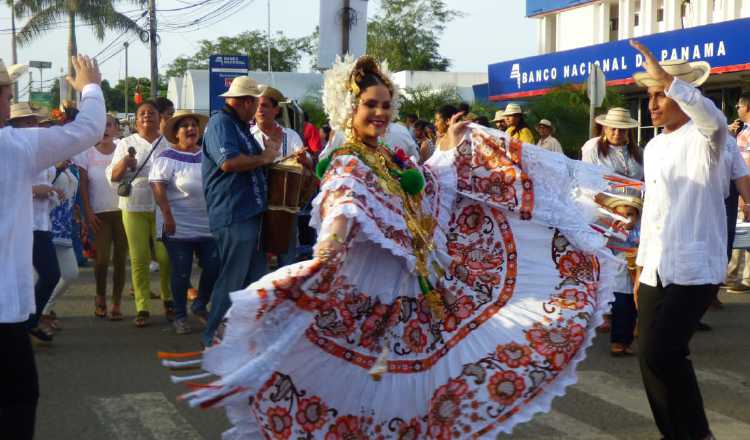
[251,85,307,267]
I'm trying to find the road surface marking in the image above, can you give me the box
[91,392,203,440]
[534,410,619,439]
[696,368,750,400]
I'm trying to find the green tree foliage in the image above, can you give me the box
[15,0,147,99]
[398,84,463,121]
[367,0,461,71]
[165,30,315,78]
[526,84,625,158]
[99,77,166,112]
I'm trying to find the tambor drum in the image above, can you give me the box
[263,154,317,255]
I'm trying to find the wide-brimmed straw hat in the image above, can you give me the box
[0,59,27,86]
[595,107,638,129]
[536,118,553,128]
[219,76,262,98]
[258,85,286,103]
[633,59,711,88]
[490,110,505,123]
[501,103,523,117]
[163,110,209,144]
[600,186,643,212]
[9,102,39,122]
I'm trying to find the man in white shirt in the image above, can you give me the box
[251,85,307,267]
[535,119,563,154]
[630,40,726,440]
[0,55,105,440]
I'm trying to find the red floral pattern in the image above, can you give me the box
[266,406,293,440]
[296,396,329,433]
[487,371,526,406]
[495,342,533,369]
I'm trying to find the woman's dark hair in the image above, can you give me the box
[136,99,159,114]
[475,116,490,127]
[320,123,332,142]
[436,104,458,121]
[351,56,394,98]
[414,120,429,131]
[153,97,174,114]
[458,102,470,114]
[63,106,79,123]
[597,128,643,164]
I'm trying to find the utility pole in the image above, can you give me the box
[148,0,158,98]
[124,42,129,115]
[267,0,274,86]
[341,0,351,54]
[10,1,18,102]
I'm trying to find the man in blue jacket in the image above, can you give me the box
[202,76,281,346]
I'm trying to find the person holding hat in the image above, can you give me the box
[0,54,104,440]
[150,110,218,335]
[581,107,643,180]
[629,39,727,440]
[501,103,535,144]
[201,75,281,346]
[251,85,308,267]
[535,119,563,154]
[490,110,508,131]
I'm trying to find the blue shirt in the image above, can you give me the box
[202,106,267,231]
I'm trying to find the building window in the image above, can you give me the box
[610,17,619,32]
[657,8,664,21]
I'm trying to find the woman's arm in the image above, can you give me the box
[150,182,175,236]
[315,215,349,263]
[78,168,102,233]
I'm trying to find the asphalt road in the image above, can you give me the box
[33,267,750,440]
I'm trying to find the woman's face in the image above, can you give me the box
[504,114,520,127]
[102,116,119,141]
[604,126,628,146]
[175,117,200,148]
[434,113,448,135]
[136,104,159,134]
[352,83,392,144]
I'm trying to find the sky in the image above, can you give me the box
[0,0,537,102]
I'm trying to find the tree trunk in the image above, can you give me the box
[67,11,77,102]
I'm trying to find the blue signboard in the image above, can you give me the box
[488,18,750,101]
[209,55,249,115]
[526,0,594,17]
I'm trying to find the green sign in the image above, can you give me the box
[30,91,54,111]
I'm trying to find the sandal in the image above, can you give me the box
[108,306,123,321]
[134,311,150,328]
[164,300,176,322]
[95,296,107,318]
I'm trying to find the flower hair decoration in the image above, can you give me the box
[322,55,400,138]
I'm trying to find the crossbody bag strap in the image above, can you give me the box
[131,136,163,179]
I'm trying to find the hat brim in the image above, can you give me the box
[219,89,262,98]
[0,64,28,86]
[164,112,209,145]
[633,61,711,88]
[8,113,37,122]
[594,114,639,129]
[501,111,522,117]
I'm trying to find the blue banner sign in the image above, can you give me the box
[488,18,750,101]
[209,55,249,115]
[526,0,594,17]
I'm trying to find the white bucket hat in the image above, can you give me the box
[0,59,27,86]
[490,110,505,122]
[537,119,553,127]
[501,103,523,117]
[219,76,262,98]
[633,59,711,88]
[595,107,638,129]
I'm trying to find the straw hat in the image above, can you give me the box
[600,186,643,212]
[501,103,523,117]
[163,110,209,145]
[9,102,39,121]
[595,107,638,129]
[490,110,505,122]
[258,85,286,103]
[536,118,553,128]
[219,76,262,98]
[0,59,27,86]
[633,59,711,88]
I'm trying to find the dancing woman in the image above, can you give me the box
[168,56,630,439]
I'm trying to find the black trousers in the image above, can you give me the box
[0,322,39,440]
[611,292,637,345]
[637,278,716,440]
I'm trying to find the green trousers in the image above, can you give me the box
[121,211,172,313]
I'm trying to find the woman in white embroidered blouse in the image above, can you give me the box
[581,107,644,181]
[106,100,173,327]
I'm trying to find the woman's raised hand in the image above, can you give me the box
[441,112,471,151]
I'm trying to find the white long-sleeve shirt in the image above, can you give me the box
[0,84,105,323]
[636,78,728,287]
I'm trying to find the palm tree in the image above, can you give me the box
[15,0,147,99]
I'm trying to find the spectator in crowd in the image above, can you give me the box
[581,107,644,180]
[475,115,491,127]
[107,100,173,327]
[491,110,508,131]
[726,92,750,291]
[150,111,217,335]
[535,119,563,153]
[153,97,175,136]
[502,103,535,144]
[11,105,62,344]
[0,55,104,440]
[201,76,280,346]
[403,112,417,137]
[414,119,435,163]
[630,40,727,440]
[251,85,307,267]
[302,111,322,153]
[434,104,458,149]
[319,123,332,150]
[78,114,128,320]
